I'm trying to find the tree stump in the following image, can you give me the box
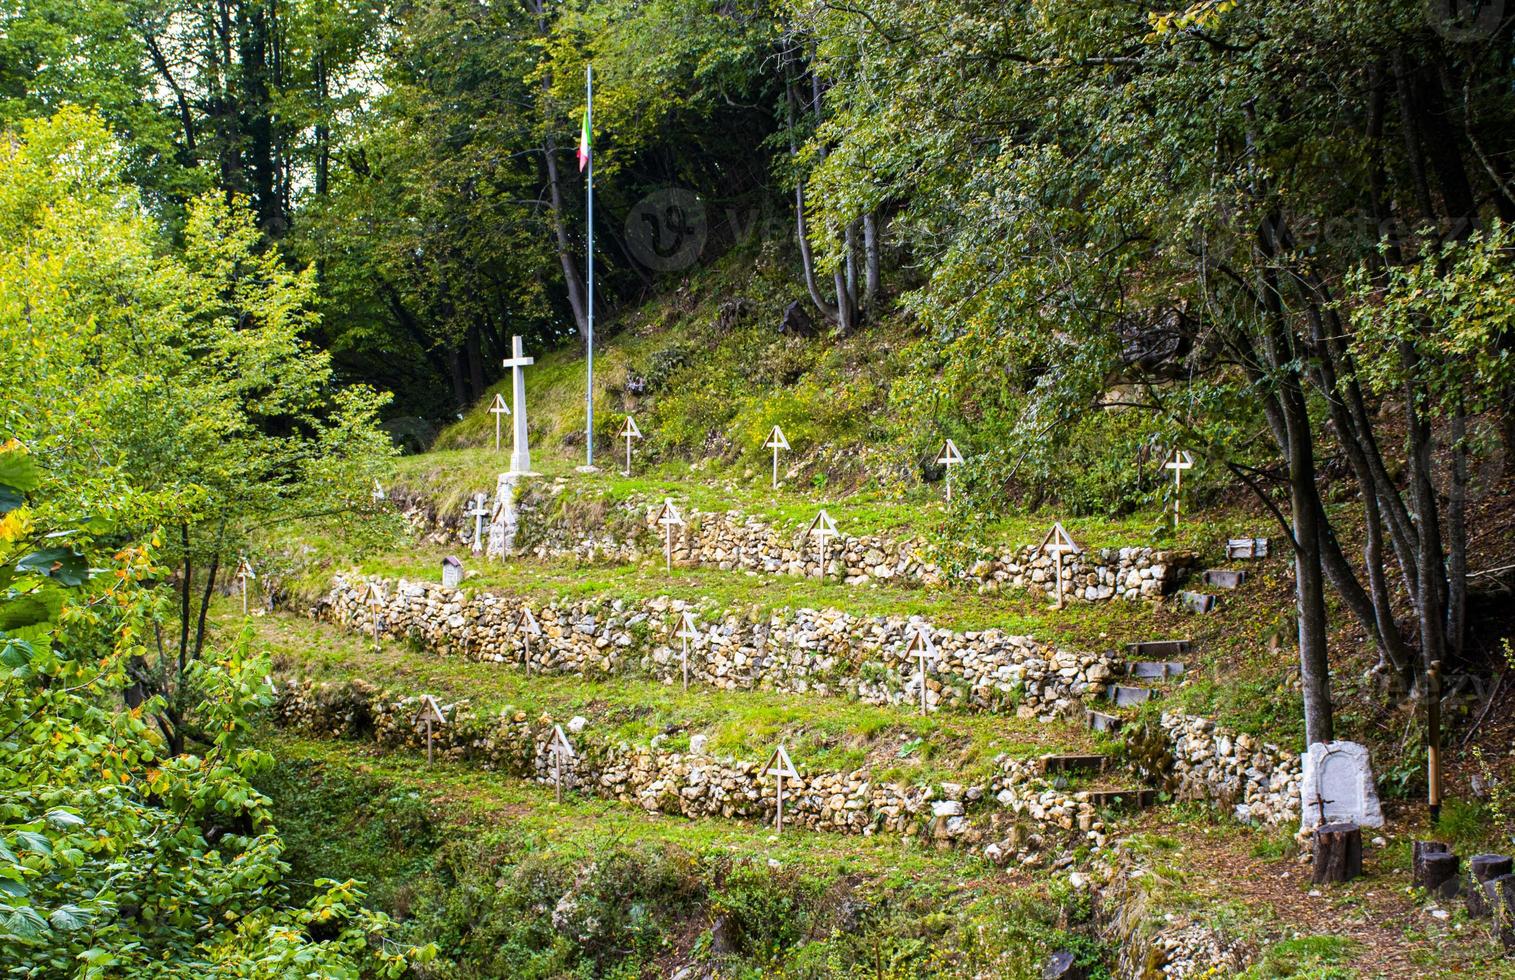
[1312,822,1362,884]
[1491,875,1515,951]
[1466,854,1513,918]
[1042,950,1087,980]
[1412,842,1460,897]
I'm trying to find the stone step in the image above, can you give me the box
[1086,710,1123,734]
[1127,661,1185,680]
[1109,685,1159,708]
[1201,568,1247,590]
[1040,753,1110,775]
[1226,537,1270,559]
[1178,590,1218,614]
[1084,787,1159,810]
[1125,639,1191,658]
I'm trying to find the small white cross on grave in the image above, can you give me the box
[905,625,937,716]
[356,580,386,650]
[514,606,542,675]
[548,723,576,803]
[502,336,537,476]
[234,557,256,616]
[371,479,386,503]
[1038,522,1083,609]
[488,393,511,453]
[654,498,686,571]
[765,425,790,489]
[465,493,490,555]
[805,509,839,580]
[675,611,701,691]
[1163,449,1195,532]
[414,694,446,765]
[935,439,965,505]
[620,415,642,476]
[761,743,801,833]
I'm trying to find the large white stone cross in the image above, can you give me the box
[675,611,701,691]
[465,493,490,555]
[503,336,536,475]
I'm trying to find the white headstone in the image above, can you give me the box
[1299,740,1384,832]
[442,555,464,588]
[503,336,536,476]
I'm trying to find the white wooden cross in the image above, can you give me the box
[675,610,701,691]
[414,695,446,765]
[488,393,511,452]
[502,335,536,475]
[654,498,685,571]
[234,556,256,616]
[805,509,839,579]
[515,606,542,675]
[357,580,386,650]
[620,415,642,476]
[765,425,790,489]
[905,625,937,716]
[1163,449,1195,532]
[935,439,964,504]
[548,723,575,803]
[1038,522,1083,609]
[761,743,801,833]
[465,493,490,555]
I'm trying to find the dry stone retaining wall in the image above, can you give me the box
[397,486,1196,602]
[270,677,1108,862]
[1158,712,1302,826]
[316,575,1119,720]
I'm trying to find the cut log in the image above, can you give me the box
[1492,875,1515,951]
[1042,950,1086,980]
[1467,854,1513,917]
[1311,822,1363,884]
[1417,852,1461,898]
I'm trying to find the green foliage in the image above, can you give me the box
[1237,935,1358,979]
[0,442,431,976]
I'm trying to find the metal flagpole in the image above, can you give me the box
[585,64,595,469]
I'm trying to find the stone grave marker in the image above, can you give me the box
[761,743,801,833]
[935,439,964,504]
[488,392,511,452]
[465,493,490,555]
[654,498,686,571]
[502,335,537,476]
[486,494,512,560]
[765,425,790,489]
[441,555,464,588]
[619,415,642,476]
[1162,448,1194,531]
[905,625,937,716]
[414,694,446,765]
[548,723,575,803]
[1038,522,1083,608]
[1226,537,1270,559]
[805,509,839,579]
[675,610,701,691]
[234,556,256,616]
[515,606,542,675]
[1300,740,1384,834]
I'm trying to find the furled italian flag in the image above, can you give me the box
[577,106,591,172]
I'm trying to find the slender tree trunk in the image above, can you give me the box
[862,212,880,310]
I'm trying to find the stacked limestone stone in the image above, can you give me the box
[271,677,1106,861]
[1158,712,1302,825]
[393,488,1194,602]
[315,576,1117,720]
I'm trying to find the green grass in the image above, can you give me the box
[246,606,1115,788]
[1237,935,1359,979]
